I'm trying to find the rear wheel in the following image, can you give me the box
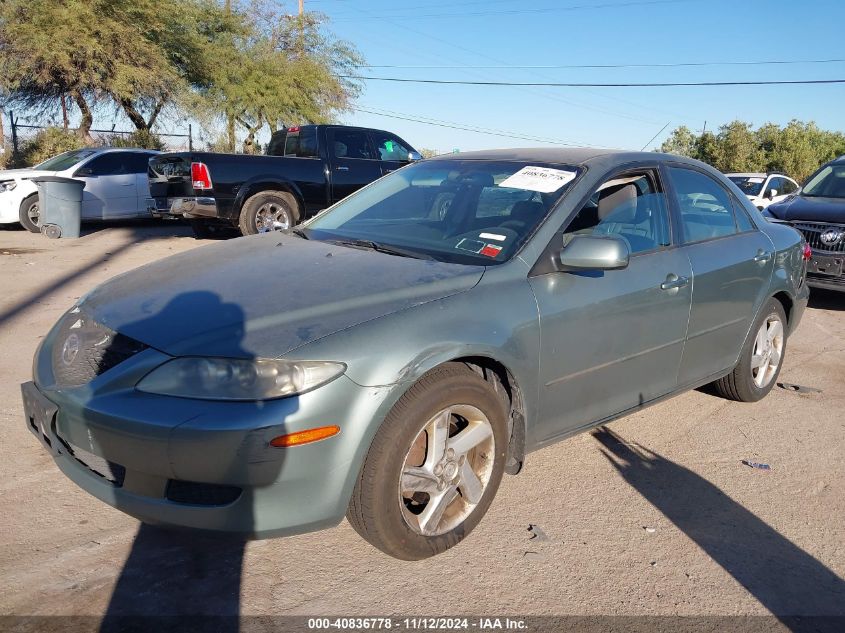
[238,192,299,236]
[19,194,40,233]
[347,363,508,560]
[710,298,787,402]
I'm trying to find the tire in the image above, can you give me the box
[237,192,299,236]
[190,219,237,240]
[19,194,41,233]
[347,363,508,560]
[710,298,787,402]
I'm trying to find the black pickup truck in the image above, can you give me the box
[147,124,421,238]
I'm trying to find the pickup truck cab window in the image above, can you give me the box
[370,131,412,162]
[331,129,376,160]
[283,127,319,158]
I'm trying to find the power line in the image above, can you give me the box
[353,106,598,147]
[343,76,845,87]
[357,58,845,70]
[331,0,695,21]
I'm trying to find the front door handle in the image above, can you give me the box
[336,166,349,171]
[660,274,690,291]
[753,249,772,264]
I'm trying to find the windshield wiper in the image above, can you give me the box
[291,228,310,239]
[328,238,434,260]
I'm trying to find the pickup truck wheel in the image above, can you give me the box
[347,363,508,560]
[239,192,299,236]
[19,194,41,233]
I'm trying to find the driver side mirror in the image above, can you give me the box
[407,151,423,162]
[557,234,630,271]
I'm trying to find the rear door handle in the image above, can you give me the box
[336,166,349,171]
[753,250,772,264]
[660,274,690,291]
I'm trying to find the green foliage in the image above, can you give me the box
[102,130,166,151]
[660,120,845,182]
[0,0,362,146]
[12,127,86,168]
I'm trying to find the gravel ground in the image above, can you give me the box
[0,222,843,628]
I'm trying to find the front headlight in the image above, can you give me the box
[136,358,346,401]
[0,180,17,193]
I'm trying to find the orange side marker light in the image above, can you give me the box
[270,425,340,448]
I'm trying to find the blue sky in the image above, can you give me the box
[295,0,845,153]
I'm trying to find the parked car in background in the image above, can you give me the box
[765,155,845,292]
[147,124,421,239]
[23,149,808,560]
[726,172,800,210]
[0,148,160,232]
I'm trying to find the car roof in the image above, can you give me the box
[93,147,160,154]
[426,147,715,171]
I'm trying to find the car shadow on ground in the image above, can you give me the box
[808,288,845,311]
[79,218,193,240]
[593,427,845,629]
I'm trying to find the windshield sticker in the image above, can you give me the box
[456,238,485,253]
[748,177,765,183]
[479,232,507,242]
[480,244,503,258]
[499,166,577,193]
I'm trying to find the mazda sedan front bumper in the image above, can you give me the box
[22,325,390,538]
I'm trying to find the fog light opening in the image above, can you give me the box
[270,425,340,448]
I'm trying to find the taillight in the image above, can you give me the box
[191,162,212,190]
[803,242,812,261]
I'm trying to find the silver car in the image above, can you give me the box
[22,149,809,560]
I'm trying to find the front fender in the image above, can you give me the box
[285,265,543,444]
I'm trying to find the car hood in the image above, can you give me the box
[0,168,57,180]
[80,234,485,358]
[767,195,845,223]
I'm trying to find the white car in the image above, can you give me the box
[726,172,800,210]
[0,147,160,232]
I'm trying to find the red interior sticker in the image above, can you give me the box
[480,244,503,258]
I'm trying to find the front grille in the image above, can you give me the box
[60,437,126,486]
[166,480,242,506]
[51,309,146,388]
[791,221,845,254]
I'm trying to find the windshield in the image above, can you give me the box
[35,149,98,171]
[802,164,845,198]
[727,176,765,196]
[303,160,580,265]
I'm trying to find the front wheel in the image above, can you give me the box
[710,298,787,402]
[19,194,40,233]
[347,363,508,560]
[238,192,299,236]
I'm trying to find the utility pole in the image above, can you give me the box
[299,0,304,15]
[224,0,236,152]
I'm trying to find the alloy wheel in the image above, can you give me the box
[255,202,291,232]
[398,404,495,537]
[751,315,784,388]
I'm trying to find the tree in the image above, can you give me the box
[659,120,845,181]
[192,5,362,152]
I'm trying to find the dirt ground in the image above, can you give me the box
[0,222,843,627]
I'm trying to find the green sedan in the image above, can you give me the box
[22,149,810,560]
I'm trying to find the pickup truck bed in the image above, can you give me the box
[148,124,420,238]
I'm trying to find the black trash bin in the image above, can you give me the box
[31,176,85,239]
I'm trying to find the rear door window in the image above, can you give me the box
[331,129,376,160]
[668,167,739,244]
